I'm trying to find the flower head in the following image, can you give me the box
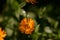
[25,0,37,4]
[0,27,6,40]
[19,18,35,34]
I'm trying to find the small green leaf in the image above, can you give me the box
[14,8,26,20]
[54,21,59,29]
[20,2,26,8]
[34,24,40,33]
[5,27,13,37]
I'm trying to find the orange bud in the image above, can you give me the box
[25,0,37,4]
[0,27,6,40]
[19,18,35,34]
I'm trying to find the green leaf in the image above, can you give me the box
[27,12,36,19]
[19,2,26,8]
[31,24,41,40]
[5,17,17,29]
[47,17,56,26]
[0,16,3,22]
[5,27,13,37]
[54,21,59,29]
[14,8,26,20]
[34,24,40,33]
[38,7,47,18]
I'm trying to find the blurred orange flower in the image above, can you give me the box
[19,18,35,34]
[0,27,6,40]
[25,0,37,4]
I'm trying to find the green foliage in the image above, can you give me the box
[0,0,60,40]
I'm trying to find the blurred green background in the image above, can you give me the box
[0,0,60,40]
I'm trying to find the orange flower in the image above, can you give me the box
[0,27,6,40]
[25,0,37,4]
[19,18,35,34]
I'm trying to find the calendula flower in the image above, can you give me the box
[25,0,37,4]
[19,18,35,34]
[0,27,6,40]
